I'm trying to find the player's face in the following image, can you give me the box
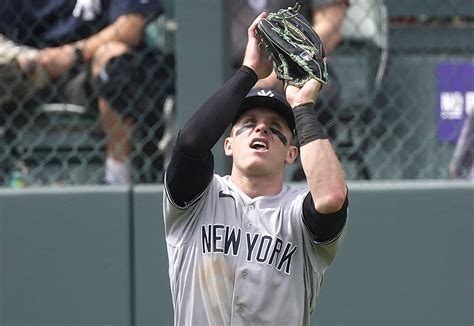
[225,108,298,176]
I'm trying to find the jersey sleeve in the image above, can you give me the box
[302,192,348,244]
[163,176,217,247]
[109,0,163,22]
[287,189,348,273]
[164,138,214,209]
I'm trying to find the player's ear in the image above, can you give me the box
[224,137,233,156]
[285,145,298,164]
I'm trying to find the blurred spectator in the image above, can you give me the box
[449,111,473,180]
[231,0,349,180]
[0,0,168,185]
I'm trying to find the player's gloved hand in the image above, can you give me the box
[256,3,328,89]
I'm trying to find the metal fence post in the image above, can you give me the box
[175,0,230,175]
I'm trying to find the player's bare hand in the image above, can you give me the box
[255,71,284,92]
[286,79,322,108]
[16,49,41,74]
[38,45,76,79]
[242,12,273,80]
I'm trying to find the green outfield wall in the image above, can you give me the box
[0,181,472,325]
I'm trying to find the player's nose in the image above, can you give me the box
[254,122,269,135]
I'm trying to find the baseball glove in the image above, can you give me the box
[256,3,328,88]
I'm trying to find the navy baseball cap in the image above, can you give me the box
[233,88,295,131]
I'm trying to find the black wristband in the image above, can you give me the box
[293,104,327,147]
[73,46,84,66]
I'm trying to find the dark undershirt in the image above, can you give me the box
[165,66,347,242]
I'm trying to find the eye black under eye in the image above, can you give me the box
[270,127,288,145]
[270,127,282,133]
[235,123,256,136]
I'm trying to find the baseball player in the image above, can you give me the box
[163,13,348,325]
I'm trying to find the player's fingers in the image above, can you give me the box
[248,12,267,37]
[305,79,322,93]
[296,79,320,103]
[286,80,320,108]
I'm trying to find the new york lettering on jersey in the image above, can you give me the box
[201,224,298,274]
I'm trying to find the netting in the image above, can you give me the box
[0,7,176,187]
[231,0,473,181]
[330,0,473,180]
[0,0,472,187]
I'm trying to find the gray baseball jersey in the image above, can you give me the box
[164,174,346,325]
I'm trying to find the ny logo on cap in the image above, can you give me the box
[257,90,274,97]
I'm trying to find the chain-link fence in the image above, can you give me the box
[0,0,472,188]
[347,0,474,181]
[0,2,176,187]
[231,0,473,181]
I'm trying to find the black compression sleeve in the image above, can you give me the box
[178,66,258,158]
[165,139,214,207]
[302,193,348,243]
[166,66,257,205]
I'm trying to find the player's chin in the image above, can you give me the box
[246,155,267,165]
[244,157,278,174]
[247,151,273,164]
